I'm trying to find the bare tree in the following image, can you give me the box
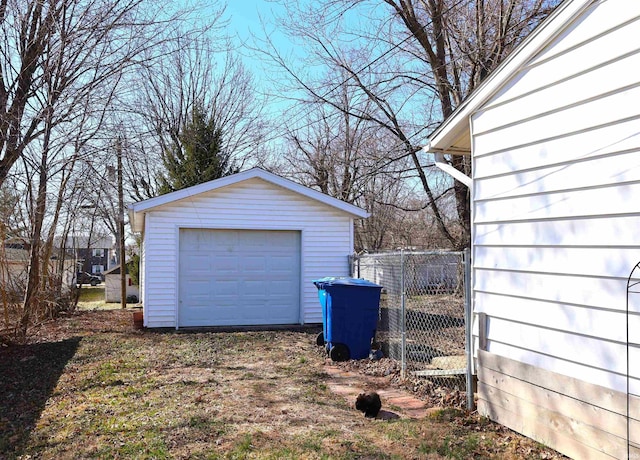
[127,24,268,201]
[256,0,559,249]
[0,0,210,339]
[0,0,192,188]
[280,105,374,203]
[274,79,429,251]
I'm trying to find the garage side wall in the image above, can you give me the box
[469,1,640,457]
[141,178,353,328]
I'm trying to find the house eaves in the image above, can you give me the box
[128,167,369,233]
[428,0,594,155]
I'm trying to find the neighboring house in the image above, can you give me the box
[2,238,76,290]
[354,251,460,294]
[128,167,368,329]
[103,264,139,303]
[58,235,114,277]
[426,0,640,458]
[1,238,30,290]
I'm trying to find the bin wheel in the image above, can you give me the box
[329,343,350,362]
[316,332,325,346]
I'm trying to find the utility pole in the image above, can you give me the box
[117,139,126,309]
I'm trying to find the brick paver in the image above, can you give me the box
[323,365,438,419]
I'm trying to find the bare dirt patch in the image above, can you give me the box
[0,310,565,459]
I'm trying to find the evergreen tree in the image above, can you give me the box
[158,105,238,194]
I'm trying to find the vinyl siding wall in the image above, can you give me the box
[469,0,640,457]
[141,178,353,328]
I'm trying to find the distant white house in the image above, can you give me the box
[427,0,640,458]
[2,238,76,291]
[128,168,368,329]
[353,251,461,294]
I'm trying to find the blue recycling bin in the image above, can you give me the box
[313,277,382,361]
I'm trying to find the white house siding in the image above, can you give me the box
[467,1,640,457]
[141,177,353,328]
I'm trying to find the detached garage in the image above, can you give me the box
[128,168,368,329]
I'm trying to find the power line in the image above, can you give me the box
[257,0,472,148]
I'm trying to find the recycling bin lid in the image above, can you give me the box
[313,277,381,289]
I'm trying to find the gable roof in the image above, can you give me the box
[54,235,114,249]
[128,167,369,232]
[103,264,129,275]
[428,0,593,155]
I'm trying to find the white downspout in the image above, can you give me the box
[423,143,472,188]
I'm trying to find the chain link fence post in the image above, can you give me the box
[400,249,407,379]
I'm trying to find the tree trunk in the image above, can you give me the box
[21,146,49,336]
[117,140,127,309]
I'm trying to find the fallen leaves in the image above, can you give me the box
[0,310,566,459]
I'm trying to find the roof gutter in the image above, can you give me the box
[423,142,472,188]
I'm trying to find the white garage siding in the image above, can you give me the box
[138,176,357,328]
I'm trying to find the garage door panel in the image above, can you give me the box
[267,232,298,247]
[244,280,266,294]
[214,255,239,272]
[183,253,210,269]
[211,231,236,244]
[241,240,265,250]
[245,256,267,271]
[186,290,210,303]
[214,299,237,309]
[217,279,240,294]
[182,269,211,279]
[215,306,238,320]
[266,306,296,321]
[184,230,217,248]
[183,279,211,296]
[271,256,295,270]
[268,279,293,291]
[179,229,300,327]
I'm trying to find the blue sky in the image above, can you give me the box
[224,1,296,118]
[226,0,270,39]
[225,1,291,59]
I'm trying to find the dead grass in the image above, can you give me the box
[0,310,564,459]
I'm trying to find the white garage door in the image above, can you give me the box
[178,229,301,327]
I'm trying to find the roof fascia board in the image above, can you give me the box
[429,0,594,152]
[128,208,141,233]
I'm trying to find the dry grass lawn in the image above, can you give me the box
[0,310,564,459]
[76,286,138,310]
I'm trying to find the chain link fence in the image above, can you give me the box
[351,250,472,398]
